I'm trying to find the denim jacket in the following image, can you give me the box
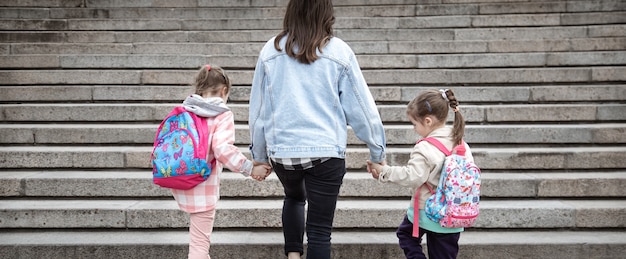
[249,36,386,163]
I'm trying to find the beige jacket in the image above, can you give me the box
[378,127,474,209]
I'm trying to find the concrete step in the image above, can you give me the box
[0,145,624,170]
[0,1,622,258]
[3,51,625,69]
[1,230,624,259]
[2,0,622,18]
[2,67,625,86]
[1,103,623,123]
[0,199,623,229]
[5,37,625,55]
[1,123,624,145]
[2,25,623,43]
[378,103,625,123]
[2,12,624,31]
[2,85,624,103]
[418,0,626,16]
[1,171,624,199]
[15,0,554,9]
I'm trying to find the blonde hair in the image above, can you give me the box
[193,65,231,96]
[407,89,465,145]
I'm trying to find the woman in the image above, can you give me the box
[248,0,387,258]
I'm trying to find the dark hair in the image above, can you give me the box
[274,0,335,64]
[193,65,231,96]
[407,89,465,145]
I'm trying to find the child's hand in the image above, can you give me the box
[366,160,385,180]
[251,162,271,181]
[254,161,272,176]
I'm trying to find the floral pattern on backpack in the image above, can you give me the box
[421,137,481,228]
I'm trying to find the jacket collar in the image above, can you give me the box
[182,94,230,118]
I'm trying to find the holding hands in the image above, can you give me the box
[366,160,386,179]
[251,161,272,181]
[251,160,386,181]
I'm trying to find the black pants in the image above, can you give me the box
[272,158,346,259]
[396,215,460,259]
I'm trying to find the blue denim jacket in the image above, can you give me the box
[249,36,386,163]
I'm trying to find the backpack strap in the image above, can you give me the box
[411,137,463,237]
[412,190,419,237]
[414,137,449,196]
[420,137,467,156]
[419,137,451,156]
[187,108,209,159]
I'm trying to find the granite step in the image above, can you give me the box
[0,199,623,229]
[1,103,623,123]
[1,0,622,18]
[0,146,625,170]
[1,12,624,31]
[1,67,625,85]
[1,123,624,145]
[1,230,624,259]
[0,0,623,258]
[418,0,626,16]
[2,51,624,69]
[2,25,623,43]
[5,37,624,55]
[1,85,623,103]
[1,171,625,199]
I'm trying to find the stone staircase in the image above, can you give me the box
[0,0,625,258]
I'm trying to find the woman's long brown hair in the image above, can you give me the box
[274,0,335,64]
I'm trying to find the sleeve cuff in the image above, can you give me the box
[240,160,253,177]
[378,165,391,182]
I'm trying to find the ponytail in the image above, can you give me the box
[441,89,465,146]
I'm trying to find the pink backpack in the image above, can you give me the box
[412,137,481,236]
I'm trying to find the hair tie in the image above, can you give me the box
[206,64,211,71]
[439,89,449,101]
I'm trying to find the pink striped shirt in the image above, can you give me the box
[171,111,251,213]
